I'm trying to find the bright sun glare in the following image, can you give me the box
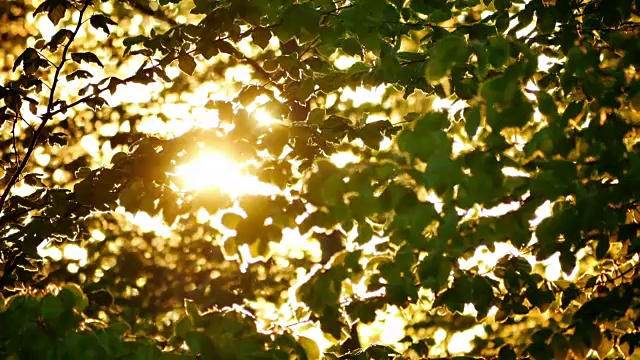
[24,7,569,355]
[172,151,277,197]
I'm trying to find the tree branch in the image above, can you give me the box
[0,1,91,212]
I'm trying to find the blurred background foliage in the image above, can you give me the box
[1,0,640,359]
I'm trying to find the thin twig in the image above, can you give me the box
[399,58,428,66]
[222,39,285,93]
[324,3,355,15]
[20,116,35,132]
[34,49,59,69]
[299,37,319,58]
[607,262,640,284]
[45,24,264,120]
[11,116,21,167]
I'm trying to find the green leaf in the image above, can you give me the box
[318,307,345,340]
[60,283,88,312]
[298,336,320,360]
[569,333,589,359]
[40,294,63,322]
[135,345,163,360]
[358,120,392,149]
[480,75,519,105]
[48,29,72,51]
[425,35,468,81]
[88,289,114,307]
[536,92,558,119]
[24,173,44,187]
[307,108,325,124]
[495,0,511,11]
[85,96,108,110]
[185,331,217,358]
[178,52,196,75]
[497,345,517,360]
[70,52,104,67]
[464,106,481,138]
[66,70,93,81]
[495,12,510,33]
[185,299,200,320]
[123,35,148,48]
[252,27,272,49]
[47,2,67,25]
[75,167,91,178]
[250,237,272,258]
[425,59,449,82]
[561,100,584,123]
[109,320,132,335]
[161,200,180,226]
[549,333,569,359]
[280,3,321,36]
[418,254,452,292]
[471,276,495,318]
[320,173,347,206]
[592,235,610,260]
[431,35,468,64]
[354,221,374,244]
[175,315,193,338]
[536,8,556,34]
[89,14,117,34]
[111,151,128,164]
[215,41,237,55]
[560,251,576,275]
[342,37,362,57]
[488,36,510,68]
[237,85,265,107]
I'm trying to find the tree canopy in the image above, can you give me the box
[1,0,640,358]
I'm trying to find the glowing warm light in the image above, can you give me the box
[174,151,241,189]
[253,108,278,126]
[431,97,455,111]
[80,134,100,154]
[329,151,360,168]
[448,325,486,354]
[34,148,51,166]
[379,137,393,150]
[38,244,62,261]
[358,307,406,346]
[334,55,359,70]
[543,253,563,281]
[123,210,172,237]
[91,229,106,241]
[341,85,387,107]
[172,151,279,197]
[225,65,253,82]
[502,167,530,177]
[21,6,580,356]
[63,244,88,261]
[103,83,155,104]
[531,200,553,227]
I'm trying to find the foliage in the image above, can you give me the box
[1,0,640,358]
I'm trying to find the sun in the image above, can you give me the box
[172,150,278,197]
[174,151,241,191]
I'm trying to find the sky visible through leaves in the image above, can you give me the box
[19,3,569,355]
[3,0,640,358]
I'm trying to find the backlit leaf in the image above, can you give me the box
[178,52,196,75]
